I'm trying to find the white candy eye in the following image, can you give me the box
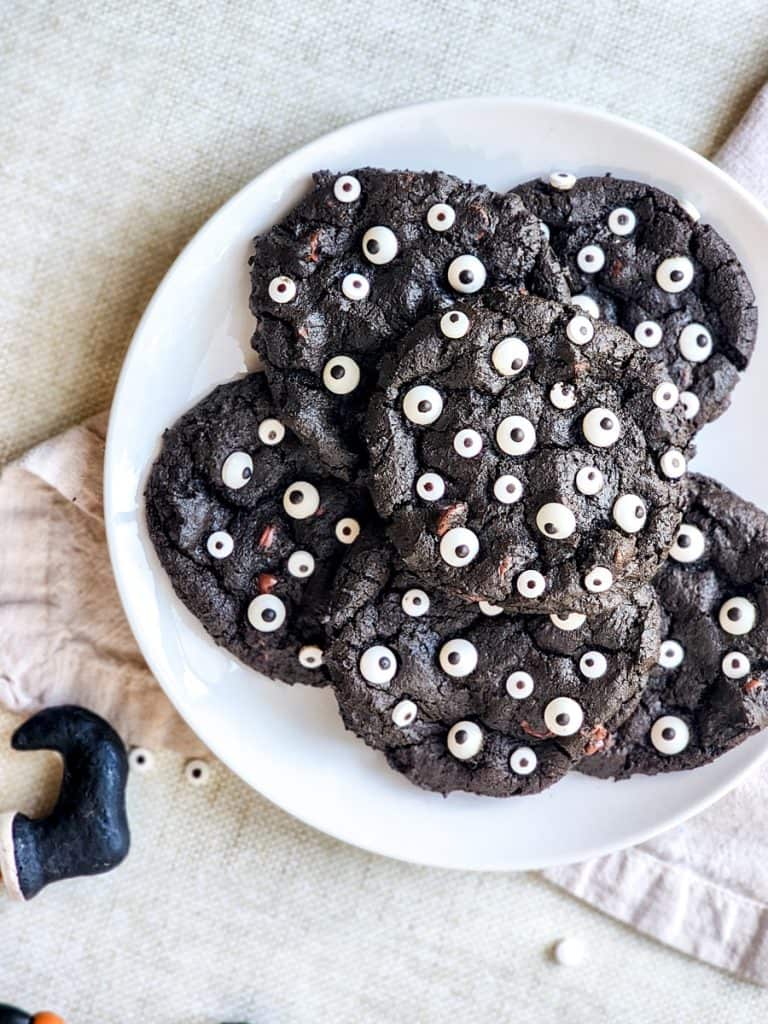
[670,524,705,563]
[549,171,576,190]
[656,256,694,293]
[427,203,456,231]
[333,175,361,202]
[518,570,546,599]
[341,273,370,300]
[359,645,398,685]
[401,589,430,617]
[510,746,538,775]
[492,336,529,377]
[207,531,233,559]
[582,408,621,448]
[439,638,478,677]
[506,670,534,699]
[608,207,636,235]
[268,275,296,303]
[416,472,445,501]
[634,321,663,348]
[660,448,686,480]
[658,640,684,669]
[678,324,713,362]
[287,550,315,577]
[440,310,470,339]
[335,517,361,544]
[453,429,483,458]
[392,699,417,727]
[584,566,613,593]
[579,651,607,679]
[247,594,286,633]
[544,697,584,736]
[536,502,576,540]
[362,226,398,265]
[566,314,594,346]
[549,612,586,631]
[258,418,285,446]
[576,245,606,273]
[722,652,751,679]
[447,721,483,760]
[479,600,504,616]
[403,385,443,425]
[540,223,550,241]
[447,254,487,294]
[298,645,324,669]
[323,355,360,395]
[550,382,577,410]
[570,294,600,319]
[650,716,689,755]
[680,391,700,420]
[221,451,253,490]
[719,597,757,636]
[493,474,523,504]
[575,466,604,496]
[282,481,320,519]
[653,382,679,411]
[496,415,536,456]
[439,527,479,568]
[613,494,647,533]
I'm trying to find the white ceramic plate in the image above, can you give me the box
[105,97,768,871]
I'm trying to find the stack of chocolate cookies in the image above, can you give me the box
[146,167,768,797]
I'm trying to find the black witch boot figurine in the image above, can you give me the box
[0,706,130,901]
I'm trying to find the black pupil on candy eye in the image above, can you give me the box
[585,253,594,262]
[544,523,557,535]
[353,279,361,288]
[697,334,708,347]
[450,313,459,322]
[600,417,613,430]
[418,400,432,413]
[556,713,570,726]
[459,270,473,284]
[448,652,460,665]
[342,182,352,191]
[456,730,468,743]
[516,680,525,689]
[585,658,594,667]
[588,471,595,480]
[635,506,644,519]
[456,545,469,558]
[593,579,601,587]
[670,270,684,282]
[507,483,516,493]
[511,359,523,370]
[277,282,287,293]
[527,580,536,589]
[662,727,676,741]
[618,214,628,224]
[663,392,671,402]
[331,365,345,379]
[269,431,277,439]
[300,565,308,573]
[215,541,223,549]
[732,658,740,668]
[136,754,145,764]
[437,212,446,221]
[343,526,351,535]
[510,428,524,442]
[519,757,529,767]
[463,437,473,448]
[289,490,303,504]
[367,239,380,254]
[192,767,202,778]
[424,482,434,491]
[262,609,276,622]
[727,607,741,621]
[243,467,252,480]
[645,327,654,336]
[379,657,391,670]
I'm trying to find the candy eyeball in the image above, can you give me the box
[650,715,689,755]
[391,699,417,727]
[584,566,613,593]
[258,418,286,446]
[582,408,621,448]
[536,502,577,540]
[613,494,647,533]
[496,415,536,456]
[680,391,700,420]
[576,244,606,273]
[652,382,679,411]
[608,207,636,235]
[403,385,443,425]
[493,474,523,505]
[453,428,483,458]
[439,638,479,678]
[298,645,324,669]
[570,294,600,319]
[362,226,398,265]
[416,472,445,501]
[359,645,398,685]
[540,222,550,241]
[719,597,757,636]
[550,382,577,410]
[517,570,546,599]
[479,600,504,616]
[335,517,361,544]
[427,203,455,231]
[660,448,686,480]
[323,355,361,395]
[579,651,607,679]
[447,721,483,760]
[722,652,751,680]
[656,256,694,293]
[268,275,296,303]
[221,451,253,490]
[492,336,529,377]
[341,273,370,301]
[447,254,487,294]
[550,611,586,631]
[678,324,713,363]
[510,746,538,775]
[333,174,361,202]
[283,481,321,519]
[549,171,576,190]
[658,639,684,669]
[401,588,430,617]
[634,321,663,348]
[669,524,705,563]
[247,594,286,633]
[566,314,594,346]
[439,527,479,568]
[506,670,534,699]
[575,466,604,496]
[440,310,470,339]
[544,697,584,736]
[287,550,315,578]
[206,531,234,559]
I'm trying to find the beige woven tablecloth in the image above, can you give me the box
[3,4,768,1022]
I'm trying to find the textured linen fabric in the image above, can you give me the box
[3,3,768,1021]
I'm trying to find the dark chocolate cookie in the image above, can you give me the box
[513,173,757,429]
[326,535,661,797]
[582,475,768,778]
[249,167,570,479]
[145,374,371,686]
[367,289,691,614]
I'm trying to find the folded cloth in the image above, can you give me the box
[1,82,767,982]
